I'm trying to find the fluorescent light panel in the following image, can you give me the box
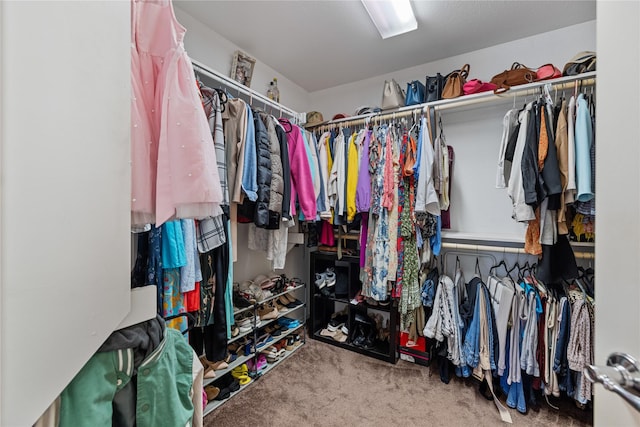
[361,0,418,39]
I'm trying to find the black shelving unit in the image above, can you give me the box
[310,251,398,363]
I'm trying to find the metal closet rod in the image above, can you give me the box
[311,71,596,130]
[191,59,303,123]
[441,242,595,260]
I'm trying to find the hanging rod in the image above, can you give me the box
[311,71,596,131]
[191,59,304,124]
[441,242,595,260]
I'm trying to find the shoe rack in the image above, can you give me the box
[202,280,307,415]
[310,251,398,364]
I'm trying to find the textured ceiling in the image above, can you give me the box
[175,0,596,92]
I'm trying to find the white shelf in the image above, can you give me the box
[441,231,525,245]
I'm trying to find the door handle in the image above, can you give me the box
[585,352,640,412]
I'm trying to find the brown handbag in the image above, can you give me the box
[442,64,470,99]
[490,62,536,93]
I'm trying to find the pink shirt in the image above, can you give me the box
[279,120,316,220]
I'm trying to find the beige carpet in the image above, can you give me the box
[204,339,592,427]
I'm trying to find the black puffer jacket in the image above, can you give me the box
[253,111,272,228]
[261,113,283,229]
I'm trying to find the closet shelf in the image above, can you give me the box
[309,72,596,129]
[440,232,594,258]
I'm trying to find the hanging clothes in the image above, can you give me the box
[415,117,440,216]
[131,0,223,226]
[574,94,594,203]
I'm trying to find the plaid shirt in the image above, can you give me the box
[196,215,226,253]
[197,83,228,253]
[199,83,229,206]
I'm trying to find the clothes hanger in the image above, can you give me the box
[490,259,513,282]
[475,257,481,278]
[279,118,293,133]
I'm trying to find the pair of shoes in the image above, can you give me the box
[237,312,261,332]
[260,344,286,362]
[199,356,216,379]
[211,374,240,393]
[274,297,291,314]
[233,291,253,309]
[255,333,274,351]
[315,268,336,289]
[247,354,268,372]
[277,317,301,329]
[204,385,220,401]
[264,324,283,337]
[328,312,348,332]
[279,293,303,308]
[257,303,279,320]
[320,328,348,343]
[285,277,304,291]
[349,314,377,349]
[199,355,229,373]
[231,364,252,385]
[238,280,273,303]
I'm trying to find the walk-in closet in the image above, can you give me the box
[1,1,639,426]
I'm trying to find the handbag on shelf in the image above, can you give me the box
[424,72,446,102]
[462,79,498,95]
[381,79,405,110]
[442,64,470,99]
[562,51,596,76]
[535,63,562,81]
[405,80,426,106]
[490,62,537,93]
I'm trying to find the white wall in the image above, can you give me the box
[310,20,596,117]
[594,1,640,425]
[1,2,131,425]
[174,7,310,113]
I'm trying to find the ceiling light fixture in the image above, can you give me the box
[361,0,418,39]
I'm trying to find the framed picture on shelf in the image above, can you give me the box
[230,50,255,88]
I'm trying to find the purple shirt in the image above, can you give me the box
[355,130,372,212]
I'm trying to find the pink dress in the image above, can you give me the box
[131,0,222,226]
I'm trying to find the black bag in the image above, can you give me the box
[425,73,446,102]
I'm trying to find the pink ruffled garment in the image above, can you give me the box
[131,0,222,226]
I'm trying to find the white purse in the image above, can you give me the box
[381,79,405,110]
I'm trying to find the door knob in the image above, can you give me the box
[585,352,640,411]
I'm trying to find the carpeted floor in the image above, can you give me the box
[204,339,592,427]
